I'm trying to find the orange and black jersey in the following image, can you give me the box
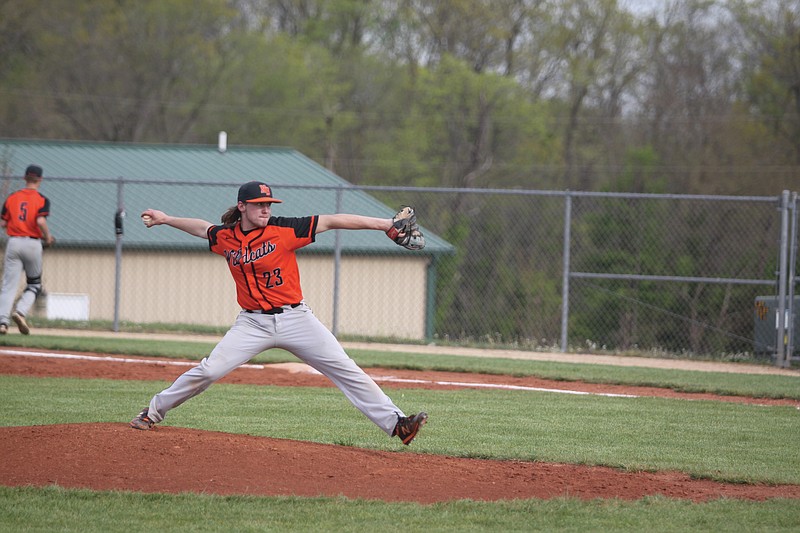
[2,188,50,238]
[208,215,319,311]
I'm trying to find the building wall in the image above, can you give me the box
[34,249,428,339]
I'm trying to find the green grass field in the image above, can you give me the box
[1,334,799,532]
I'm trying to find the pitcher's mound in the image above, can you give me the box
[2,423,799,503]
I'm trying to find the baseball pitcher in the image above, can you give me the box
[131,181,427,445]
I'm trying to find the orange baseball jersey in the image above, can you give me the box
[2,188,51,238]
[207,215,319,310]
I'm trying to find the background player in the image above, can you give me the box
[130,181,428,445]
[0,164,55,335]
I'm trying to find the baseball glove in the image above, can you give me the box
[386,206,425,250]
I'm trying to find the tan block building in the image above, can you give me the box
[0,140,453,340]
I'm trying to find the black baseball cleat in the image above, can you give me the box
[130,408,155,430]
[11,312,29,335]
[393,412,428,445]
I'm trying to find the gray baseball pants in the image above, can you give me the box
[0,236,43,325]
[146,303,405,435]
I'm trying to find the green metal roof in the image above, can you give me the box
[1,139,343,183]
[0,139,453,255]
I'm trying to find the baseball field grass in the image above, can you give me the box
[1,334,800,532]
[2,486,798,532]
[2,334,798,399]
[2,375,799,483]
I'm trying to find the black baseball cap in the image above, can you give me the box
[24,165,43,178]
[238,181,282,203]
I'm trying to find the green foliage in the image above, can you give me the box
[1,0,797,192]
[568,177,780,355]
[432,193,565,343]
[731,0,800,163]
[205,34,342,153]
[571,191,677,351]
[414,55,541,189]
[608,147,667,194]
[4,0,239,141]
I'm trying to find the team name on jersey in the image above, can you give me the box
[223,241,276,267]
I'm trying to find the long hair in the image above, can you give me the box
[220,205,241,225]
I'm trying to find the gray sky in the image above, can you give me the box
[620,0,661,16]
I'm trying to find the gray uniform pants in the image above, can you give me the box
[147,303,405,435]
[0,236,43,325]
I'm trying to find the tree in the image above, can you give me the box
[636,0,745,194]
[0,0,238,142]
[730,0,800,165]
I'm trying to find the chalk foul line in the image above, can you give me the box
[0,348,638,398]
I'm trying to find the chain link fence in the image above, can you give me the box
[3,176,797,365]
[371,187,797,366]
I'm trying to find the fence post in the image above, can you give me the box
[775,191,790,366]
[113,177,125,332]
[331,187,343,336]
[785,191,798,366]
[560,192,572,353]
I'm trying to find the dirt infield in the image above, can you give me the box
[2,347,799,503]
